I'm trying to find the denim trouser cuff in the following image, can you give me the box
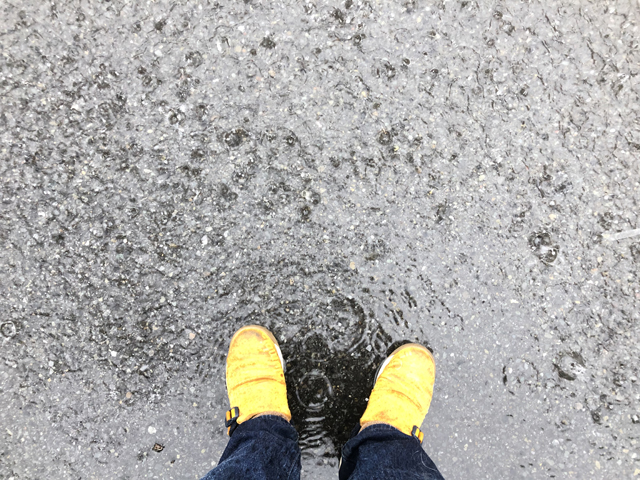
[339,423,445,480]
[202,416,444,480]
[200,415,301,480]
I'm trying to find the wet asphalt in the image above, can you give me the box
[1,1,639,479]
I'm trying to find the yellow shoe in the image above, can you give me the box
[225,325,291,435]
[359,343,436,442]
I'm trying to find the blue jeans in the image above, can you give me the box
[200,416,445,480]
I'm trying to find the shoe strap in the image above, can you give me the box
[411,425,424,444]
[225,407,240,436]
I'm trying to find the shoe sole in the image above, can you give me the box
[373,343,435,386]
[231,325,286,373]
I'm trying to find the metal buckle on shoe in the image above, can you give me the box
[411,425,424,444]
[225,407,240,436]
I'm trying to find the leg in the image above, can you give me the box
[200,325,300,480]
[339,423,444,480]
[339,343,445,479]
[201,415,301,480]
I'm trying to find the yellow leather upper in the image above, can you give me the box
[360,343,435,437]
[226,326,291,424]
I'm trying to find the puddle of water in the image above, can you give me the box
[282,318,414,455]
[220,288,426,456]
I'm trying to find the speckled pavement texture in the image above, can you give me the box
[1,1,639,479]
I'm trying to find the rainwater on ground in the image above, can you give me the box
[1,1,639,479]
